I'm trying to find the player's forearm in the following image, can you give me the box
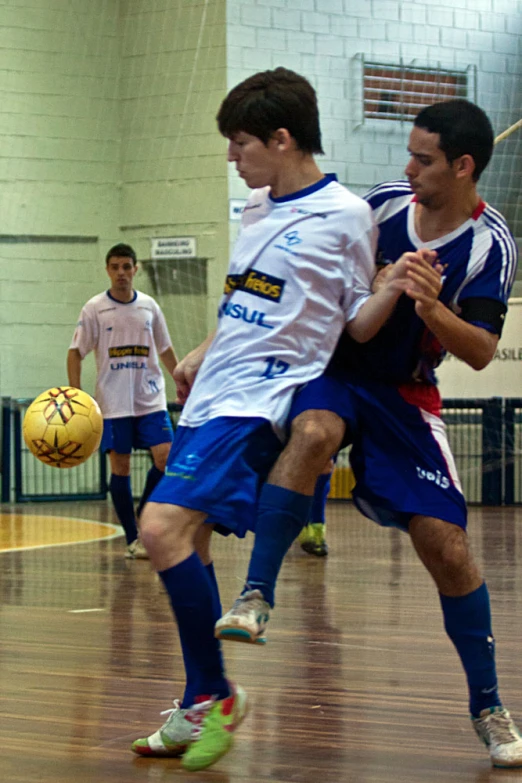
[160,347,178,377]
[67,349,82,388]
[419,301,498,370]
[346,285,402,343]
[173,330,217,404]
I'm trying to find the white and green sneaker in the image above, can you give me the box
[214,589,270,645]
[472,706,522,767]
[182,683,248,771]
[131,696,213,757]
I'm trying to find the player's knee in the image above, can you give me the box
[139,503,179,553]
[290,411,343,464]
[412,519,472,577]
[153,455,168,472]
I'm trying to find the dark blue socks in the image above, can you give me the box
[159,553,228,708]
[109,474,138,545]
[245,484,313,608]
[440,583,501,717]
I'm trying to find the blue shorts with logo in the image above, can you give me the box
[101,410,174,454]
[150,416,283,538]
[289,373,467,532]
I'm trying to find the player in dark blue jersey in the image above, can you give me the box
[216,99,522,768]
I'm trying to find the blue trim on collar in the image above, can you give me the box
[106,290,137,304]
[270,173,338,204]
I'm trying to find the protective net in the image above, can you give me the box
[1,0,521,513]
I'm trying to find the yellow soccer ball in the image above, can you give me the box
[23,386,103,468]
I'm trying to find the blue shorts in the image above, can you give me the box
[150,416,283,538]
[290,373,467,532]
[101,410,174,454]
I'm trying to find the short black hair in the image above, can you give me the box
[414,99,494,181]
[105,243,137,266]
[217,67,324,154]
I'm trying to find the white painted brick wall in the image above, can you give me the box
[301,11,331,34]
[226,0,520,241]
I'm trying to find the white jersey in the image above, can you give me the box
[180,174,376,435]
[70,290,173,418]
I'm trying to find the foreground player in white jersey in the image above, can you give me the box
[67,243,178,558]
[130,67,422,772]
[215,100,522,769]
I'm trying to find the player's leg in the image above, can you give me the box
[135,410,174,519]
[103,418,140,555]
[216,374,353,644]
[298,459,334,556]
[132,417,276,769]
[133,502,237,762]
[346,380,522,768]
[409,516,522,768]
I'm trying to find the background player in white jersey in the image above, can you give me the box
[215,99,522,769]
[67,243,178,559]
[130,67,422,772]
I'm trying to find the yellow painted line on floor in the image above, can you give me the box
[0,513,122,552]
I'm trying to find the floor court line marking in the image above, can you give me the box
[69,608,106,614]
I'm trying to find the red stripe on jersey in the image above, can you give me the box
[472,200,486,220]
[398,382,442,416]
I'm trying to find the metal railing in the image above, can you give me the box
[1,396,520,505]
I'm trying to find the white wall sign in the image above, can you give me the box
[151,236,196,260]
[229,199,247,221]
[438,298,522,399]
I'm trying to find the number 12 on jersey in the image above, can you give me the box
[261,356,290,380]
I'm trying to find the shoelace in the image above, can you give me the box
[161,697,214,736]
[231,590,266,616]
[483,711,520,745]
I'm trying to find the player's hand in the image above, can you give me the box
[173,346,206,404]
[374,250,438,294]
[404,249,444,318]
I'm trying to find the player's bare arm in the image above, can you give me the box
[346,250,437,343]
[160,347,178,378]
[173,330,216,404]
[67,348,82,389]
[405,254,498,370]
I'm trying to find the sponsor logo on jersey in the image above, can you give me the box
[224,268,285,302]
[166,452,203,480]
[110,361,147,370]
[290,207,327,219]
[274,230,303,257]
[108,345,150,358]
[218,301,274,329]
[415,466,450,489]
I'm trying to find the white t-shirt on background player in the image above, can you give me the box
[70,290,172,419]
[180,174,377,436]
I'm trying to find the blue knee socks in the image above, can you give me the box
[109,474,138,545]
[159,553,228,708]
[245,484,313,608]
[440,583,501,717]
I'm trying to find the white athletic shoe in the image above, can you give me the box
[214,589,270,645]
[472,706,522,767]
[131,697,213,756]
[125,538,149,559]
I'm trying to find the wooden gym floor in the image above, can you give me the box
[1,500,522,783]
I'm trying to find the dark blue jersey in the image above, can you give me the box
[333,181,518,385]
